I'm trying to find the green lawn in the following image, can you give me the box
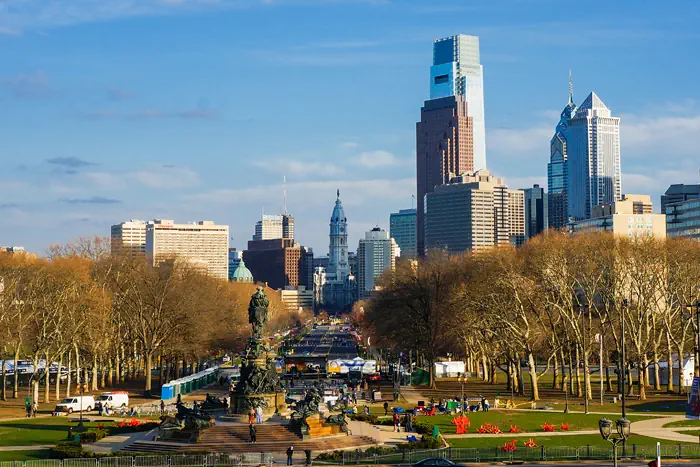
[0,417,117,446]
[679,430,700,437]
[411,411,655,435]
[447,434,671,449]
[0,450,55,461]
[664,419,700,428]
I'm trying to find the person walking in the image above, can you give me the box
[25,401,31,418]
[249,424,256,443]
[255,405,263,424]
[160,400,165,416]
[383,401,389,416]
[304,449,312,466]
[406,411,414,432]
[248,407,256,424]
[392,411,399,432]
[286,446,294,466]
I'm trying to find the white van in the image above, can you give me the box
[54,395,95,414]
[95,392,129,410]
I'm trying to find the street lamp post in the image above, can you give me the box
[620,299,628,457]
[598,417,631,467]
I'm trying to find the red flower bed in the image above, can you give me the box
[541,422,555,432]
[524,438,538,448]
[502,440,518,452]
[509,425,520,433]
[560,422,570,431]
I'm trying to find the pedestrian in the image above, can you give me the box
[177,393,182,404]
[383,401,389,416]
[392,411,399,432]
[160,400,165,416]
[249,424,257,443]
[304,449,312,466]
[363,405,370,415]
[480,397,487,412]
[286,446,294,466]
[406,411,413,432]
[25,402,31,418]
[248,407,256,424]
[255,405,263,424]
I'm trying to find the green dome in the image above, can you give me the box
[232,259,254,282]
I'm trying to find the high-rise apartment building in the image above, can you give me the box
[661,184,700,214]
[424,170,524,253]
[357,227,399,298]
[569,195,665,238]
[416,96,474,256]
[567,92,622,220]
[145,220,229,279]
[430,34,486,172]
[253,214,294,241]
[280,286,314,313]
[389,208,417,258]
[111,220,147,256]
[523,184,549,239]
[548,74,576,229]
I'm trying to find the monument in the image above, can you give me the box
[230,286,286,417]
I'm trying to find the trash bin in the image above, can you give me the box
[372,391,382,401]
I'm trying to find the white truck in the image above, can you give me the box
[54,395,95,414]
[95,392,129,410]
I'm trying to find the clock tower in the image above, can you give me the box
[327,189,350,279]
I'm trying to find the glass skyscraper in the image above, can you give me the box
[430,34,486,172]
[547,75,576,229]
[389,208,417,258]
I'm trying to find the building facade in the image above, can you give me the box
[416,96,474,256]
[424,170,524,253]
[389,208,417,259]
[253,214,294,241]
[357,227,399,298]
[111,219,147,256]
[228,248,242,281]
[661,184,700,214]
[666,198,700,240]
[524,184,549,239]
[547,74,576,229]
[280,286,314,314]
[569,195,665,238]
[567,92,622,220]
[430,34,486,172]
[145,220,229,279]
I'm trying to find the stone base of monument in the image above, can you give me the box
[228,392,287,419]
[298,413,342,439]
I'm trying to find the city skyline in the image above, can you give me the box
[2,0,700,254]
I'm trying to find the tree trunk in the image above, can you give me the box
[490,360,498,384]
[560,350,567,392]
[145,352,154,397]
[575,345,583,398]
[159,359,165,388]
[84,367,89,392]
[115,351,120,386]
[678,343,685,395]
[43,351,50,403]
[516,359,524,396]
[666,333,674,393]
[639,360,647,400]
[552,355,559,390]
[644,355,650,388]
[55,353,62,402]
[605,351,613,392]
[482,356,489,383]
[107,359,113,387]
[92,355,98,391]
[584,351,592,401]
[13,348,20,399]
[568,350,575,396]
[74,344,81,388]
[66,348,72,398]
[1,359,6,401]
[528,352,539,401]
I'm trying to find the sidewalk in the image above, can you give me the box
[0,445,53,452]
[82,428,159,454]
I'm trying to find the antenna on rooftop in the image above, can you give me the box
[283,173,288,215]
[568,69,574,105]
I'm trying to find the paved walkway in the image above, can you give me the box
[0,445,53,452]
[83,429,159,454]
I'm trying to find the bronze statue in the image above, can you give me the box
[248,286,270,337]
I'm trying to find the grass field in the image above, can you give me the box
[663,419,700,428]
[679,430,700,437]
[0,417,139,446]
[446,433,672,449]
[410,411,655,435]
[0,450,54,462]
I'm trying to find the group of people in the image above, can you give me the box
[247,405,264,443]
[391,409,414,432]
[24,400,38,418]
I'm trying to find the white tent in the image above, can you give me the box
[648,355,695,387]
[434,361,465,378]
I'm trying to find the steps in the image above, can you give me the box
[121,423,376,454]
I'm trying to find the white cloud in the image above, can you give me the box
[486,125,552,158]
[135,166,201,189]
[622,114,700,158]
[355,150,401,168]
[339,141,360,150]
[250,159,344,178]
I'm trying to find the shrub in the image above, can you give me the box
[348,413,378,424]
[397,437,441,450]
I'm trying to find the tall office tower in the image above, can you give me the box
[424,170,521,253]
[508,190,526,246]
[416,96,474,256]
[282,214,294,240]
[145,220,229,279]
[430,34,486,172]
[244,238,313,290]
[523,184,549,239]
[228,248,243,281]
[567,92,622,220]
[357,227,399,298]
[389,208,417,258]
[548,73,577,229]
[253,214,283,241]
[661,184,700,213]
[111,219,147,256]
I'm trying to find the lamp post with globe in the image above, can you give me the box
[598,417,631,467]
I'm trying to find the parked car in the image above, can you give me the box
[367,373,381,381]
[413,459,470,467]
[54,395,95,414]
[95,392,129,410]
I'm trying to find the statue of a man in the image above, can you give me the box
[248,286,270,336]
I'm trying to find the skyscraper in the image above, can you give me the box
[661,183,700,213]
[424,170,524,253]
[389,208,417,258]
[357,227,399,298]
[416,96,474,256]
[523,184,549,239]
[253,214,294,241]
[111,219,147,256]
[327,189,349,278]
[243,238,313,290]
[430,34,486,171]
[548,73,576,229]
[567,92,622,220]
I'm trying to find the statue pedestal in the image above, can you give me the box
[230,391,286,418]
[297,414,341,439]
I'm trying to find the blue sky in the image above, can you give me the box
[1,0,700,255]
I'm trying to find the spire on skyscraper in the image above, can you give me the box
[337,189,340,199]
[568,69,573,106]
[283,174,288,215]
